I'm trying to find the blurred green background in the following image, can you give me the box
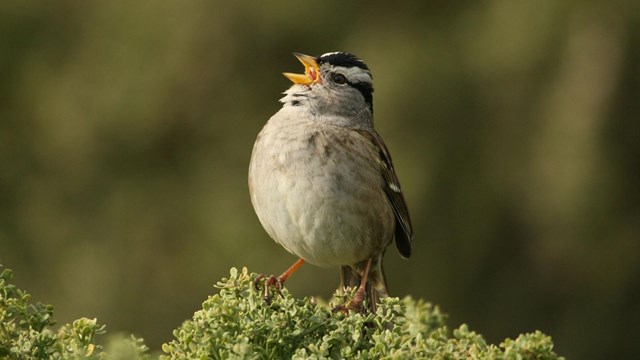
[1,1,639,358]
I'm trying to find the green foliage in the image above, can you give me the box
[161,268,564,359]
[1,263,563,359]
[0,265,149,360]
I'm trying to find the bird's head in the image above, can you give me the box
[283,52,374,120]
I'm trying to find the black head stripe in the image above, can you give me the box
[348,80,373,112]
[317,52,370,72]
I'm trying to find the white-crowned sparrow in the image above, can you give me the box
[249,52,413,312]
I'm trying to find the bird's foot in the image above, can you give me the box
[332,289,366,314]
[253,274,284,303]
[332,283,367,314]
[332,299,366,314]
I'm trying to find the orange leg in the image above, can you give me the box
[348,258,372,312]
[255,258,305,303]
[278,258,305,283]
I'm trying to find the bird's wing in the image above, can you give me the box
[357,129,413,258]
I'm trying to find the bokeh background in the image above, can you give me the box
[1,1,639,358]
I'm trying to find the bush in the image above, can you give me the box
[1,265,563,359]
[0,266,149,359]
[161,267,564,359]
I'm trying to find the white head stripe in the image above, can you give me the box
[320,52,341,57]
[326,65,372,84]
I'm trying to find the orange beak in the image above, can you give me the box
[283,53,321,85]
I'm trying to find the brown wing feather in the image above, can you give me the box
[357,129,413,258]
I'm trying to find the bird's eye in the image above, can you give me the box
[332,73,347,85]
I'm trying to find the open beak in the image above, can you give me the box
[283,53,321,85]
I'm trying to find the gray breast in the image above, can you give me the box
[248,109,394,267]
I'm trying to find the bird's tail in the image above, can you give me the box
[339,254,389,312]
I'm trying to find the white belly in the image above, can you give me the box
[248,111,394,267]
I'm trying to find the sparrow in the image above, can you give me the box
[248,52,413,312]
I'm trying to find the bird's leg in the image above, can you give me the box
[254,258,305,303]
[333,258,373,314]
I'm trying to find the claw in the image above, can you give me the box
[254,259,305,304]
[332,304,349,314]
[254,274,284,303]
[263,275,284,303]
[332,299,366,314]
[253,274,265,290]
